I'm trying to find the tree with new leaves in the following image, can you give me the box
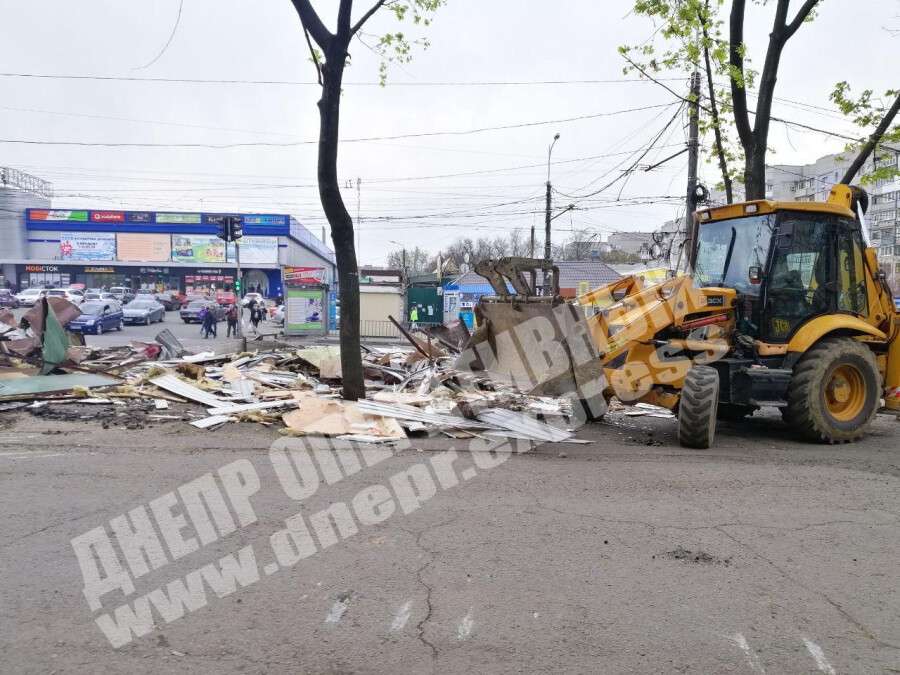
[289,0,444,400]
[830,83,900,185]
[620,0,741,203]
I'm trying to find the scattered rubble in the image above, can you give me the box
[661,546,732,566]
[0,305,593,445]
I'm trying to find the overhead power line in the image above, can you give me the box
[0,103,676,149]
[0,72,687,86]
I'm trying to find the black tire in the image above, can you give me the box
[783,337,879,443]
[717,403,758,422]
[117,320,124,332]
[678,365,720,449]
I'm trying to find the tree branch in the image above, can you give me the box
[840,91,900,184]
[304,27,323,86]
[336,0,354,38]
[784,0,820,39]
[700,0,733,203]
[290,0,333,48]
[728,0,754,152]
[351,0,388,36]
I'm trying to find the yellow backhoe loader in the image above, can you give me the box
[458,184,900,448]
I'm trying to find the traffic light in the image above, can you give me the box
[215,217,228,242]
[228,215,243,241]
[234,278,242,294]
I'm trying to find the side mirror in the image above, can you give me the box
[749,266,763,285]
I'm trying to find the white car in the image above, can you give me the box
[272,304,284,325]
[15,288,46,306]
[241,292,264,307]
[45,288,84,304]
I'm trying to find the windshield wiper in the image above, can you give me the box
[720,227,738,284]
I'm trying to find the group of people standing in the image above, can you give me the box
[200,300,267,339]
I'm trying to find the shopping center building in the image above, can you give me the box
[0,197,335,299]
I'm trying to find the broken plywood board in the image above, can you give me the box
[282,397,406,439]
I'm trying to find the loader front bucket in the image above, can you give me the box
[455,257,608,419]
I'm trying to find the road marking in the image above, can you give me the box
[725,633,765,673]
[0,452,66,460]
[325,597,350,624]
[391,600,412,632]
[803,638,835,674]
[456,608,474,640]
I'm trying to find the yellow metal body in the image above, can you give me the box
[574,184,900,411]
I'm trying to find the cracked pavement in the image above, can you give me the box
[1,407,900,673]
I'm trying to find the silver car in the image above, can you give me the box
[123,299,166,325]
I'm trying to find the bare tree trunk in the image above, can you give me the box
[318,40,365,400]
[840,91,900,184]
[730,0,820,200]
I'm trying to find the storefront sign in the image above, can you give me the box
[242,214,287,226]
[84,266,115,273]
[25,264,59,272]
[127,212,153,223]
[29,209,88,222]
[116,233,171,262]
[90,211,125,223]
[226,236,279,264]
[171,234,226,263]
[139,267,170,274]
[59,232,116,261]
[156,212,202,224]
[283,266,326,286]
[195,268,224,274]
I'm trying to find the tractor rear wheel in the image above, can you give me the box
[783,337,879,443]
[678,365,720,449]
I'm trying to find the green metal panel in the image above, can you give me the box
[406,287,443,324]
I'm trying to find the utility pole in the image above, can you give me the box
[544,133,560,295]
[684,71,702,272]
[355,177,362,253]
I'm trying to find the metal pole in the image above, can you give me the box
[234,236,243,338]
[685,71,702,272]
[544,133,560,295]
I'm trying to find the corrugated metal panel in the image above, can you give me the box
[150,374,227,407]
[476,409,572,442]
[356,400,494,429]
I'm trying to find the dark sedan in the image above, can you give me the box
[180,300,225,323]
[0,289,18,309]
[155,291,184,311]
[67,301,124,334]
[123,299,166,325]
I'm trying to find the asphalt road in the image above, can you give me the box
[1,400,899,674]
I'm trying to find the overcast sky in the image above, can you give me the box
[1,0,897,264]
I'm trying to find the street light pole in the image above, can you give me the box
[544,133,560,295]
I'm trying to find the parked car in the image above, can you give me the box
[45,288,84,305]
[216,290,237,306]
[83,291,118,302]
[123,299,166,325]
[67,300,124,334]
[272,304,285,325]
[180,300,225,323]
[154,291,184,311]
[181,293,209,309]
[241,292,264,308]
[15,288,46,307]
[0,289,19,309]
[108,286,135,304]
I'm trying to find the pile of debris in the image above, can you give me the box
[0,310,586,445]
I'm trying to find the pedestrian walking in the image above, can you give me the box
[409,304,419,330]
[226,303,239,337]
[250,304,262,334]
[201,306,217,339]
[198,306,209,338]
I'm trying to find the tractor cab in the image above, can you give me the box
[694,186,872,344]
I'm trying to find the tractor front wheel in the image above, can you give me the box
[783,337,879,443]
[678,365,720,449]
